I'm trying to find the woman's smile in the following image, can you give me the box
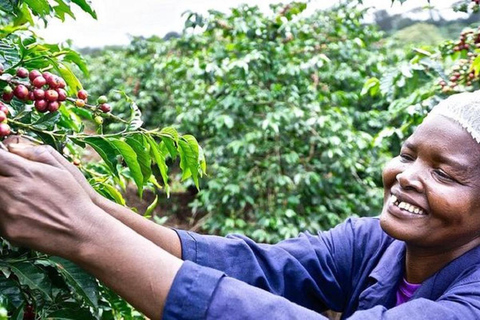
[387,193,427,218]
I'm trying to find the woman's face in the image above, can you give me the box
[380,114,480,254]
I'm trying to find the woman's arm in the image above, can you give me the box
[0,147,182,319]
[5,141,355,313]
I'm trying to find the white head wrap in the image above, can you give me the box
[428,91,480,144]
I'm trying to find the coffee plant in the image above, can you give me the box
[81,2,397,243]
[80,0,480,246]
[0,1,205,319]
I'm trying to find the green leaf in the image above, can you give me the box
[24,0,50,16]
[159,126,179,142]
[63,49,89,76]
[109,138,144,196]
[9,303,23,320]
[9,261,52,301]
[471,55,480,77]
[361,77,380,97]
[56,63,82,92]
[33,110,61,129]
[45,306,97,319]
[0,0,16,13]
[0,40,21,68]
[160,137,178,160]
[13,2,34,26]
[178,135,201,188]
[70,0,96,19]
[125,135,152,185]
[144,195,159,218]
[83,137,119,176]
[49,256,99,308]
[146,135,169,195]
[52,0,75,21]
[58,105,82,132]
[0,274,22,308]
[97,183,126,205]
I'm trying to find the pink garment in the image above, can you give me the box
[396,278,422,306]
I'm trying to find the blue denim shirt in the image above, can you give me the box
[163,218,480,319]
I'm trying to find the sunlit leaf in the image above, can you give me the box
[70,0,96,19]
[24,0,50,16]
[125,135,152,185]
[109,138,144,196]
[146,135,169,195]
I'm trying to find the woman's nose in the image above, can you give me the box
[396,164,424,192]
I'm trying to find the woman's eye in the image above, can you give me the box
[434,169,454,182]
[399,153,413,162]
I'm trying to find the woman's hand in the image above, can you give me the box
[4,136,106,206]
[0,146,106,258]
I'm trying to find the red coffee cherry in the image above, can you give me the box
[29,69,42,82]
[45,89,59,101]
[57,77,66,89]
[48,101,60,112]
[2,91,13,102]
[47,75,62,89]
[42,71,53,81]
[14,85,29,100]
[0,102,9,115]
[77,89,88,100]
[57,88,67,101]
[32,76,47,88]
[99,103,111,113]
[28,91,35,102]
[33,88,45,100]
[0,123,11,137]
[16,67,29,78]
[35,99,48,112]
[0,63,4,75]
[0,110,7,123]
[23,304,35,320]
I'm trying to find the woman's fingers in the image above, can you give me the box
[0,148,35,176]
[7,142,102,203]
[7,143,63,168]
[3,135,36,146]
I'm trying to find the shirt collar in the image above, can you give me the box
[357,240,406,309]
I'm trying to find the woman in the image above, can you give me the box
[0,91,480,319]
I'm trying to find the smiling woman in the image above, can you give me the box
[381,101,480,284]
[2,91,480,319]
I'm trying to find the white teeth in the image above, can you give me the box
[390,194,425,215]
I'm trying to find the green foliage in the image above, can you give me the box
[80,1,480,245]
[81,2,400,242]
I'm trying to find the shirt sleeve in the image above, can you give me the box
[172,218,384,313]
[163,260,330,320]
